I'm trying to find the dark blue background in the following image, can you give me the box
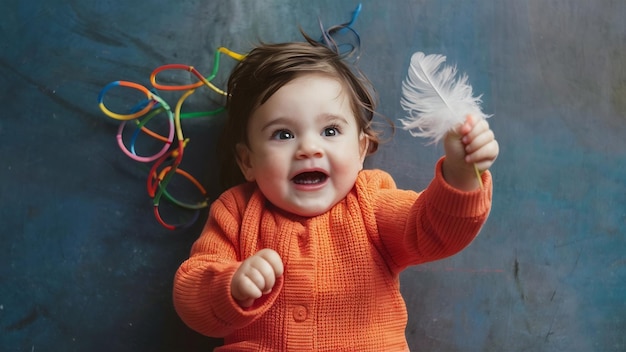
[1,1,625,351]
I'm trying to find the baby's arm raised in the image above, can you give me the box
[372,159,492,272]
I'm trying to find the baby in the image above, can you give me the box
[173,36,499,351]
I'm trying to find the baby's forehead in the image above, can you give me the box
[274,72,357,103]
[258,73,355,109]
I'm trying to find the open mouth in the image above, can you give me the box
[292,171,328,185]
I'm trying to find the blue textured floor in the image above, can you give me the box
[1,1,625,351]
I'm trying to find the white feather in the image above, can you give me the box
[400,52,489,144]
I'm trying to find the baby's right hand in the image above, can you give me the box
[231,248,284,308]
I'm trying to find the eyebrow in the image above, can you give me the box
[260,114,351,132]
[323,114,350,126]
[260,117,290,132]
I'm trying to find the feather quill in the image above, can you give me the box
[400,52,489,144]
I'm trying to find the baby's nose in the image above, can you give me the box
[296,135,324,158]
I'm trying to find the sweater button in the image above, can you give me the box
[292,305,307,322]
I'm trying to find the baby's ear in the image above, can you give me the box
[235,143,256,181]
[358,133,370,167]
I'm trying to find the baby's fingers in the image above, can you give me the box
[230,273,261,308]
[461,117,490,144]
[466,139,499,171]
[464,127,495,155]
[247,255,280,294]
[257,248,284,278]
[245,267,272,295]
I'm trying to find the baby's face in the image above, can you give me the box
[236,73,369,217]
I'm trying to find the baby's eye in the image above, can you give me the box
[323,125,340,137]
[271,129,294,140]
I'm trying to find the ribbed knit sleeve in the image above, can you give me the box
[172,187,283,338]
[371,157,492,272]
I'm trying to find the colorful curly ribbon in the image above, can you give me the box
[98,47,244,230]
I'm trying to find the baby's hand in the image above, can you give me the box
[231,248,284,308]
[443,115,499,191]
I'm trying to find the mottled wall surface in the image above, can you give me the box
[1,1,624,351]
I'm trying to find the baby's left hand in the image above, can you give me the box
[442,115,499,191]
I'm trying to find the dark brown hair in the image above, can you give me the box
[218,34,383,190]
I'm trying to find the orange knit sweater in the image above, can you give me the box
[174,158,492,351]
